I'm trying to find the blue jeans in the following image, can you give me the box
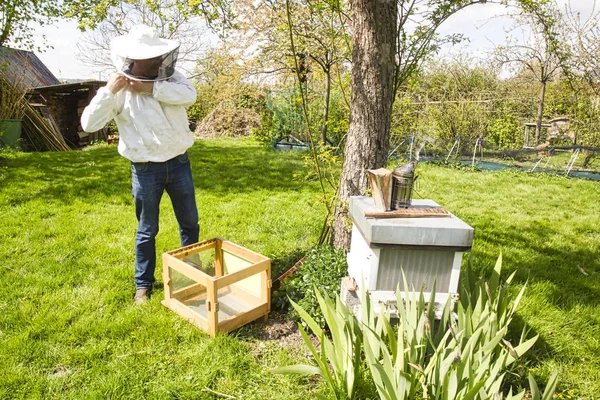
[131,152,199,289]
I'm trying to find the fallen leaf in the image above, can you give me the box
[577,265,589,276]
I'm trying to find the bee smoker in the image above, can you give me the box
[390,161,417,209]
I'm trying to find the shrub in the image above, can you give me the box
[194,105,261,138]
[276,245,347,328]
[487,113,522,149]
[252,107,275,144]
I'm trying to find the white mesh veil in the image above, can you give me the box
[112,47,179,82]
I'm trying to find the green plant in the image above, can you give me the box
[278,254,560,399]
[360,277,426,399]
[252,106,275,144]
[276,245,347,327]
[296,145,342,244]
[0,75,70,152]
[274,289,363,400]
[487,113,522,149]
[529,370,559,400]
[361,256,540,399]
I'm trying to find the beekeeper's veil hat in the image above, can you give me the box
[110,24,179,81]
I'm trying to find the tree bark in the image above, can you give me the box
[535,80,547,144]
[331,0,397,251]
[321,69,331,145]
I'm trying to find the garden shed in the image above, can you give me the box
[29,81,108,147]
[0,46,107,149]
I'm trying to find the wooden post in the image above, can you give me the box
[162,253,173,306]
[206,280,219,337]
[214,240,223,277]
[262,266,272,322]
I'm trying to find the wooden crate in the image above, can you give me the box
[161,238,271,337]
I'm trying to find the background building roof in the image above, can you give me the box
[0,47,61,88]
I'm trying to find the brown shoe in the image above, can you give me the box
[133,288,151,305]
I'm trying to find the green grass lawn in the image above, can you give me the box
[0,139,325,399]
[413,163,600,398]
[0,139,598,399]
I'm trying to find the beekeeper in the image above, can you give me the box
[81,24,199,305]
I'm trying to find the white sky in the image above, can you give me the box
[25,1,598,81]
[437,1,597,62]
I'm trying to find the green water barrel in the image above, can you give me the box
[0,119,22,149]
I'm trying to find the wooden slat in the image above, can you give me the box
[162,253,173,301]
[206,280,219,337]
[181,291,208,303]
[161,298,208,332]
[261,270,271,310]
[215,260,270,290]
[364,206,450,219]
[214,239,223,277]
[274,256,305,286]
[221,240,268,263]
[218,303,269,333]
[166,238,217,258]
[165,255,212,287]
[343,276,358,291]
[172,282,206,301]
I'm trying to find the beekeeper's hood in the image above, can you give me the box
[110,24,179,81]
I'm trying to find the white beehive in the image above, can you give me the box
[346,196,474,314]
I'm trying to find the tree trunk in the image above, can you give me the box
[331,0,397,251]
[535,80,547,144]
[321,69,331,145]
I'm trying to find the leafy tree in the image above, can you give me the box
[232,0,350,145]
[0,0,61,50]
[192,46,242,114]
[393,0,480,99]
[332,0,495,249]
[494,4,564,145]
[330,0,397,250]
[331,0,566,250]
[562,0,600,90]
[73,0,209,78]
[393,57,501,147]
[189,44,266,131]
[63,0,233,32]
[285,0,350,145]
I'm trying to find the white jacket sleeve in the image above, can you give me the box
[152,72,197,107]
[81,87,120,133]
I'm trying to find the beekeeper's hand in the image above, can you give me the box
[106,74,128,94]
